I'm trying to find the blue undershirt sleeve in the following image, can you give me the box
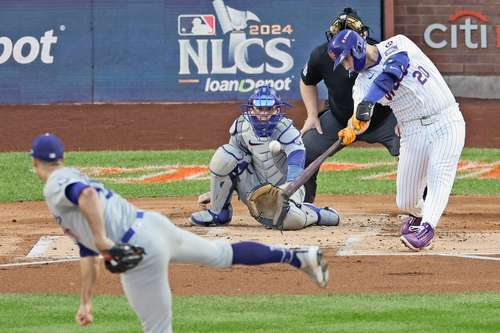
[64,182,90,206]
[287,150,305,181]
[365,51,409,103]
[364,80,389,103]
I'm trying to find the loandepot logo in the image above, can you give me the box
[80,161,500,184]
[0,26,64,64]
[424,10,500,49]
[177,0,294,93]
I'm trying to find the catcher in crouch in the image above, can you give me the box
[191,85,340,230]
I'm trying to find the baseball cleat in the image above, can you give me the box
[295,246,329,288]
[400,215,422,236]
[303,203,340,226]
[400,222,434,251]
[190,206,232,227]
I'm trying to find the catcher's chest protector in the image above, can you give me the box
[240,121,287,185]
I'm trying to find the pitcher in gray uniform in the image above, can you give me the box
[31,133,329,333]
[191,85,340,230]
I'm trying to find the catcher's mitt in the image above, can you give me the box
[247,184,290,230]
[103,243,145,273]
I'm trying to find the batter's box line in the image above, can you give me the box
[336,251,500,261]
[336,230,381,256]
[0,256,80,269]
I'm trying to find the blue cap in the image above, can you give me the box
[30,133,64,162]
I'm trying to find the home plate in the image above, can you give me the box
[27,235,79,258]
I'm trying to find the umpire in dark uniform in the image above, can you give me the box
[300,8,400,203]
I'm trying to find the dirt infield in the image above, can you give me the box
[1,195,500,295]
[1,98,500,296]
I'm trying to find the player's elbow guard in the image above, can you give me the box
[370,51,410,96]
[356,101,375,122]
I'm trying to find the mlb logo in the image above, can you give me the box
[178,15,216,36]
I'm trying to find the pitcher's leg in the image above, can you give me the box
[121,256,172,333]
[170,222,233,267]
[167,218,329,287]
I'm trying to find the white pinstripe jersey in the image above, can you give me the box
[353,35,457,124]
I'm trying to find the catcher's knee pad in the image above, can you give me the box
[282,201,318,230]
[209,144,247,177]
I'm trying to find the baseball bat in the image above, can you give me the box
[283,137,343,198]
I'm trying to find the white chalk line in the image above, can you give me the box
[336,235,365,256]
[1,252,500,269]
[26,236,61,257]
[334,221,500,261]
[336,251,500,261]
[336,225,382,256]
[0,256,80,268]
[5,221,500,270]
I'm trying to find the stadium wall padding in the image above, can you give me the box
[0,0,382,104]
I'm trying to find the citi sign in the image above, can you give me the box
[178,0,293,75]
[424,10,500,49]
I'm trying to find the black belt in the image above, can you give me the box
[121,211,144,243]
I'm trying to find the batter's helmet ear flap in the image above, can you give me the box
[325,7,370,41]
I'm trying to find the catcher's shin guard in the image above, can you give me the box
[281,201,319,230]
[209,144,249,212]
[303,203,340,226]
[191,205,232,227]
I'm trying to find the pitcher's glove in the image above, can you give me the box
[103,243,145,273]
[247,184,290,230]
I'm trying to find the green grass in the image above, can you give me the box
[1,293,500,332]
[1,148,499,202]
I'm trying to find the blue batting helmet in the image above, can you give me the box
[328,29,366,72]
[242,85,289,137]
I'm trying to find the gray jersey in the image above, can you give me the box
[229,115,304,186]
[44,167,138,253]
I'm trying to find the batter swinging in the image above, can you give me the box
[329,30,466,250]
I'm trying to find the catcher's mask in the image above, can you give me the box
[325,7,369,42]
[242,85,290,137]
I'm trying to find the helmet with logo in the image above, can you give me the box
[242,85,289,137]
[328,29,366,72]
[325,7,369,41]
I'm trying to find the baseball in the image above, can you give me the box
[268,140,282,154]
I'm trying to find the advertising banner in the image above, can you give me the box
[0,0,382,104]
[164,0,382,101]
[0,0,92,103]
